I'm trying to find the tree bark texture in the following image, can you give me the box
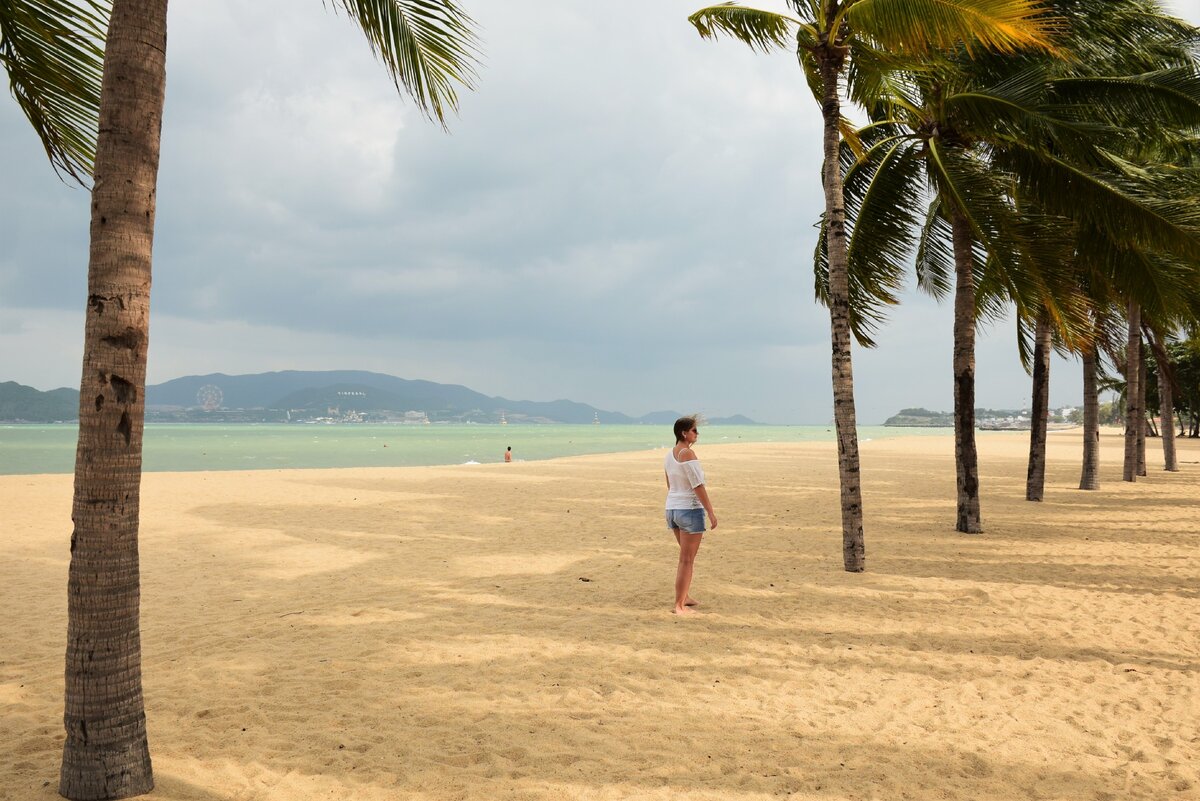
[818,51,865,571]
[1136,348,1147,476]
[1122,301,1141,482]
[1079,348,1100,490]
[61,1,167,798]
[950,211,982,532]
[1152,336,1178,472]
[1025,312,1051,501]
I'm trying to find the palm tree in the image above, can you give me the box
[688,0,1054,565]
[1148,329,1180,470]
[5,2,478,799]
[1025,310,1054,500]
[825,0,1200,511]
[1123,300,1144,480]
[818,66,1102,529]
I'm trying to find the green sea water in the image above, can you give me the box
[0,423,948,475]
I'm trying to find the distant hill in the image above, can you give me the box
[884,408,954,427]
[0,381,79,422]
[885,406,1079,429]
[143,370,760,425]
[2,371,760,425]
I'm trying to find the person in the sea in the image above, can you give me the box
[664,415,718,615]
[504,446,512,463]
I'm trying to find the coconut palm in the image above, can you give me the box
[5,2,479,798]
[823,0,1200,512]
[688,0,1054,564]
[1148,329,1180,470]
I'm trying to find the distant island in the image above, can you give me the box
[0,372,760,426]
[885,406,1082,430]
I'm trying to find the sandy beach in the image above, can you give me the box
[2,429,1197,801]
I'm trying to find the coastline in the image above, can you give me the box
[3,429,1196,800]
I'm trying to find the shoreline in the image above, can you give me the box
[3,429,1196,800]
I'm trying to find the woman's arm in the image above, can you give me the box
[693,484,718,530]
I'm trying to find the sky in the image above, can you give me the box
[2,0,1198,424]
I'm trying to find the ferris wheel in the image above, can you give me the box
[196,384,224,411]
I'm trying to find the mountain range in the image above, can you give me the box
[1,371,758,425]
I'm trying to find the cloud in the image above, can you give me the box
[0,0,1140,421]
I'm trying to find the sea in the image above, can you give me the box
[0,423,949,476]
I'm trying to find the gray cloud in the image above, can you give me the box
[4,0,1186,422]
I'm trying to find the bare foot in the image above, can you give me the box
[672,606,697,615]
[685,598,699,607]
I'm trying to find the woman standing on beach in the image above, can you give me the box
[665,415,718,615]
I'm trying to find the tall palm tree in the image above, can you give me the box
[5,2,479,799]
[688,0,1054,566]
[1025,310,1054,500]
[1123,300,1144,480]
[1149,330,1180,470]
[818,65,1116,529]
[827,0,1200,512]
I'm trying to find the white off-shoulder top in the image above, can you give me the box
[664,448,705,510]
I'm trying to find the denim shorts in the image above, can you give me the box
[665,508,705,534]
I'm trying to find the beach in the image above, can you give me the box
[2,429,1197,801]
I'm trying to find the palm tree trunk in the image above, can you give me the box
[1122,301,1141,482]
[1079,348,1100,490]
[1026,312,1051,501]
[1136,345,1147,476]
[60,1,167,798]
[818,52,865,572]
[950,211,982,533]
[1150,335,1178,471]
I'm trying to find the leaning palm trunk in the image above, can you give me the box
[60,1,167,798]
[950,211,982,532]
[1123,301,1141,482]
[819,55,865,571]
[1079,348,1100,490]
[1150,336,1178,471]
[1026,312,1051,501]
[1137,346,1147,476]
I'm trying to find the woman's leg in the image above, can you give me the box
[673,532,703,614]
[671,528,699,606]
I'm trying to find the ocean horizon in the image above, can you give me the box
[0,422,958,476]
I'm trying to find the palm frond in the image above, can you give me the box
[333,0,481,127]
[814,133,925,346]
[1047,68,1200,133]
[915,199,955,299]
[1051,0,1200,74]
[687,4,802,54]
[1014,313,1034,371]
[846,38,925,118]
[1,0,107,183]
[926,140,1071,329]
[844,0,1058,57]
[942,69,1128,170]
[999,143,1200,263]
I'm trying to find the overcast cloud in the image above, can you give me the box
[2,0,1197,423]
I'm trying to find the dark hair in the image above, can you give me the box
[673,416,696,444]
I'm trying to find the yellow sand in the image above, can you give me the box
[2,429,1197,801]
